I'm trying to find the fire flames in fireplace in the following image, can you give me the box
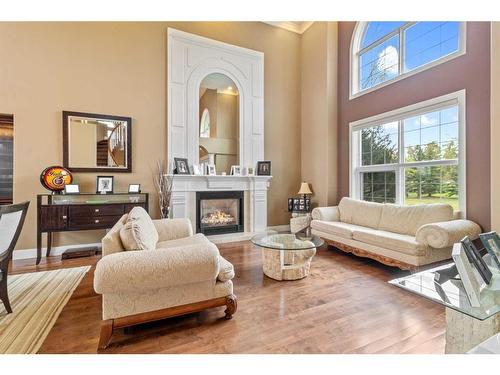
[201,210,236,227]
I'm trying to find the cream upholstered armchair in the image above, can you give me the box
[93,207,236,349]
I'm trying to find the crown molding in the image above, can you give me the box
[263,21,314,34]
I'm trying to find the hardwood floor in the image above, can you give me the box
[9,242,446,354]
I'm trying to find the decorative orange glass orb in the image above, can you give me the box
[40,166,73,192]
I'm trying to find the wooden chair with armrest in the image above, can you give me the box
[0,201,30,314]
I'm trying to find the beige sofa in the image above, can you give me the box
[93,208,236,349]
[311,197,481,269]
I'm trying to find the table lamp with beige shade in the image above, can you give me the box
[297,182,312,201]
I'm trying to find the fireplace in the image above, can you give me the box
[196,191,244,235]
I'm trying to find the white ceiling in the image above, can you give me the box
[264,21,314,34]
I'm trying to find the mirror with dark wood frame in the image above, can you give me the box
[63,111,132,173]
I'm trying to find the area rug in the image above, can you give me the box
[0,266,91,354]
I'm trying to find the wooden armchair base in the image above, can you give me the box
[98,294,237,350]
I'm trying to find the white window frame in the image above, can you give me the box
[349,90,466,216]
[350,22,467,99]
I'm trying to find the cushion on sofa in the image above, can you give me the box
[311,220,368,239]
[338,197,383,229]
[352,227,428,256]
[119,207,159,251]
[102,214,129,255]
[378,203,453,236]
[218,256,235,282]
[156,233,210,249]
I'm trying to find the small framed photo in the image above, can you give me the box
[479,231,500,269]
[452,243,482,307]
[128,184,141,193]
[174,157,190,175]
[207,164,216,176]
[247,167,254,176]
[96,176,114,194]
[231,165,241,176]
[64,184,80,195]
[192,164,202,175]
[257,161,271,176]
[461,237,492,284]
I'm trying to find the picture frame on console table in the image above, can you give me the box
[128,184,141,193]
[64,184,80,194]
[96,176,114,194]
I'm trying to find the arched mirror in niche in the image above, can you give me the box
[199,73,239,175]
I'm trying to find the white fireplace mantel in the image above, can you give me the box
[167,29,269,239]
[169,175,272,235]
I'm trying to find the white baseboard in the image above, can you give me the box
[13,225,290,260]
[12,243,101,261]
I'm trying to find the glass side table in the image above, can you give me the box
[390,261,500,353]
[251,231,324,281]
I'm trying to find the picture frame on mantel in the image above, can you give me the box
[207,164,216,176]
[257,161,271,176]
[174,157,190,175]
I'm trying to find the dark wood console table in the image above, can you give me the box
[36,193,149,265]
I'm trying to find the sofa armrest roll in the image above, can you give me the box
[94,242,220,294]
[311,206,340,222]
[153,218,194,242]
[415,219,482,249]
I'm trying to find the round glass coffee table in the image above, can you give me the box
[251,231,324,281]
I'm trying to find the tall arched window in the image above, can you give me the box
[200,108,210,138]
[351,22,465,97]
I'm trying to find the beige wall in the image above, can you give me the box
[0,22,302,250]
[491,23,500,231]
[69,121,96,167]
[300,22,338,207]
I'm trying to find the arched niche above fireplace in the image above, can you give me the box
[167,28,264,172]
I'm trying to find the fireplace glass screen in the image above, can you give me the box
[196,191,244,235]
[200,198,239,229]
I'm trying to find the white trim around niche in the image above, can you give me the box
[167,28,265,171]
